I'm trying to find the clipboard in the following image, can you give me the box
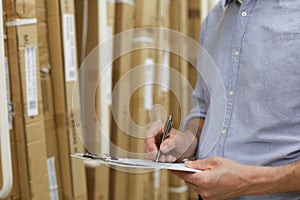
[73,153,202,173]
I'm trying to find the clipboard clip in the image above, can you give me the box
[76,153,152,167]
[78,152,118,162]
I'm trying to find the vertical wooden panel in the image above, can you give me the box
[110,2,135,200]
[169,1,189,199]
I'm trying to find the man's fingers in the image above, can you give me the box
[165,154,177,162]
[144,138,158,151]
[145,151,175,162]
[185,160,208,170]
[184,157,222,170]
[160,138,176,153]
[145,121,164,137]
[145,150,157,160]
[144,122,164,153]
[144,123,184,162]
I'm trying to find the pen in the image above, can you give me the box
[155,115,173,162]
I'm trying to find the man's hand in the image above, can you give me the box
[144,121,198,162]
[172,156,300,200]
[172,156,252,199]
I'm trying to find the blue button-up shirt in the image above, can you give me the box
[184,0,300,199]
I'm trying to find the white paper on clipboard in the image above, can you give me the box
[73,153,201,173]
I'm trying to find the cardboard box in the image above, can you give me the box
[36,0,64,198]
[6,28,50,199]
[5,0,36,20]
[46,0,88,199]
[25,122,50,200]
[5,0,51,198]
[9,24,44,124]
[75,1,116,199]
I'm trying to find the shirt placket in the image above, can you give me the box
[217,0,257,157]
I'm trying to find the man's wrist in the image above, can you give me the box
[243,165,283,196]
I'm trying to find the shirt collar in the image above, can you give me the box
[225,0,243,7]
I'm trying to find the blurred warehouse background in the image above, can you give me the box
[0,0,219,199]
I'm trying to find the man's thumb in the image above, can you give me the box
[184,159,212,170]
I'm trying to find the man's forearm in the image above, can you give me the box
[245,160,300,195]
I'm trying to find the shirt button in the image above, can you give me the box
[229,90,234,96]
[234,51,240,56]
[242,11,247,17]
[221,129,226,135]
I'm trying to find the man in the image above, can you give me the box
[144,0,300,199]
